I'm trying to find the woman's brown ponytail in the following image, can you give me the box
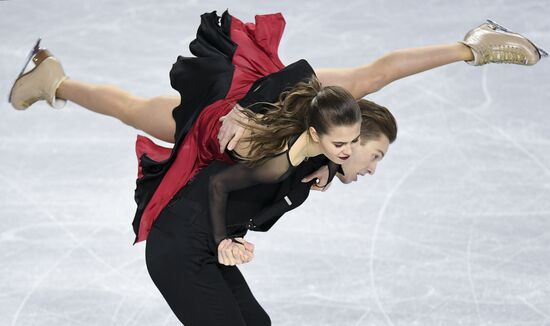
[237,75,361,166]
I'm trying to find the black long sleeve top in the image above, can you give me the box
[208,136,341,246]
[173,153,340,250]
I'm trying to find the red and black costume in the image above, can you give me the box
[133,10,321,244]
[138,11,341,325]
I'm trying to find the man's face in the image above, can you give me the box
[337,134,390,184]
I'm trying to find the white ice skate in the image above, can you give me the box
[8,39,68,110]
[461,19,547,66]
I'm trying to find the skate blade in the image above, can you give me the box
[537,46,548,57]
[486,19,509,32]
[8,38,42,104]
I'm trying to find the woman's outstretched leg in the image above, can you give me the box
[367,43,474,96]
[9,42,178,144]
[317,43,474,98]
[56,80,178,143]
[316,20,545,99]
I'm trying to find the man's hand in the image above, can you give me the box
[217,238,255,266]
[218,104,248,153]
[234,237,255,255]
[302,165,331,192]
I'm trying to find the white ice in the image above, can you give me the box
[1,0,550,325]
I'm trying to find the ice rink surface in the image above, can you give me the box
[1,0,550,325]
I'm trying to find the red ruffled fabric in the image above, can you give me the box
[134,13,286,243]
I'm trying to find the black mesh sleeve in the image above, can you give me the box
[208,151,295,247]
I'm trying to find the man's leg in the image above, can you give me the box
[145,212,249,326]
[57,80,178,143]
[219,264,272,326]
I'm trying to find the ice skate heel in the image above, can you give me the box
[460,19,547,66]
[8,38,68,110]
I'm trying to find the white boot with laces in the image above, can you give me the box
[9,39,68,110]
[460,19,547,66]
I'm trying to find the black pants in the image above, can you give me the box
[145,196,271,326]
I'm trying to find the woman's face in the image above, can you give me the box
[311,122,362,164]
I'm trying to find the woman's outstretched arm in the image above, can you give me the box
[315,43,473,98]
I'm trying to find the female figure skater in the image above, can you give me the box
[8,10,546,326]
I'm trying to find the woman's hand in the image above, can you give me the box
[218,104,248,153]
[217,238,255,266]
[302,165,331,192]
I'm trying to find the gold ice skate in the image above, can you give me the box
[9,39,68,110]
[461,19,547,66]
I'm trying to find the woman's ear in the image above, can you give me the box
[309,126,320,142]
